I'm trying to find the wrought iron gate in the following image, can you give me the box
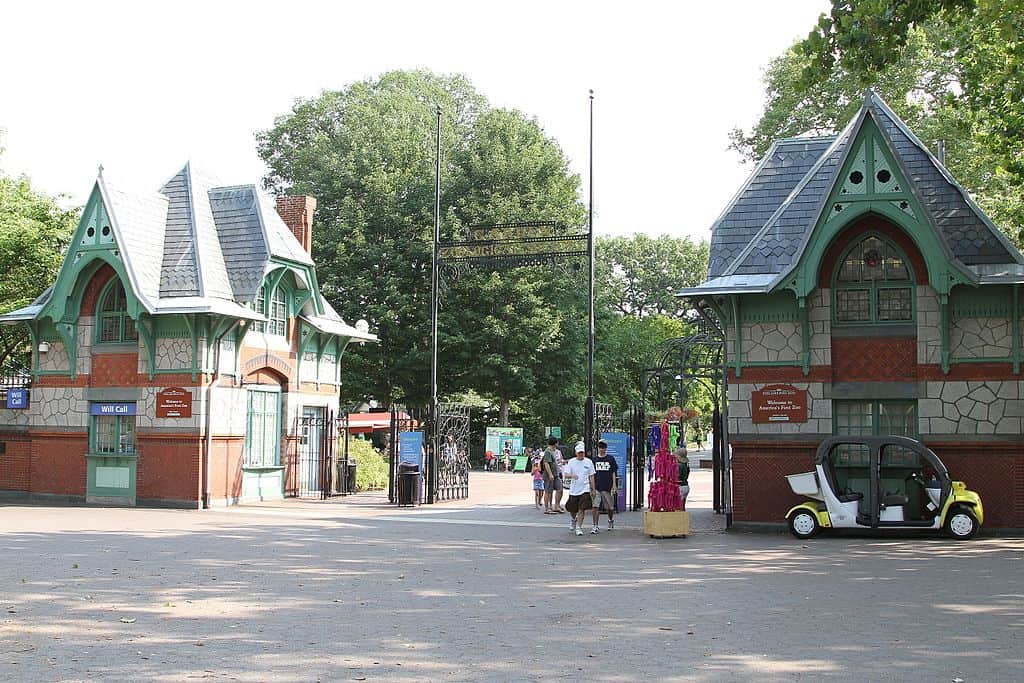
[292,408,336,500]
[432,402,470,502]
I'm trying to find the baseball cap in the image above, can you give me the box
[574,441,586,453]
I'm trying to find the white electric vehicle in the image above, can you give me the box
[786,436,983,540]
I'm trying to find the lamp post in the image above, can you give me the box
[584,90,596,454]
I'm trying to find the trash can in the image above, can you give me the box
[346,462,358,493]
[397,463,420,506]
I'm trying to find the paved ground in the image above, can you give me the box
[1,470,1022,682]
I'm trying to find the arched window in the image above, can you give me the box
[98,280,138,343]
[833,234,914,323]
[249,283,288,337]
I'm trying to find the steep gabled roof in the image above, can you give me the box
[684,90,1024,297]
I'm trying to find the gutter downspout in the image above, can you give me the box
[204,319,245,509]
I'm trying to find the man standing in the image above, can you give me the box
[541,437,563,514]
[564,442,597,536]
[590,439,618,530]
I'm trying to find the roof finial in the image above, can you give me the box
[97,163,104,177]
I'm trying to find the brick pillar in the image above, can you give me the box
[275,195,317,255]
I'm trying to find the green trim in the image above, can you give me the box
[799,296,810,375]
[940,295,950,374]
[1014,285,1021,375]
[731,295,741,378]
[949,356,1014,364]
[136,315,156,380]
[780,115,972,300]
[183,314,199,381]
[743,361,803,367]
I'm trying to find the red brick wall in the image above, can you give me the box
[136,434,202,502]
[0,433,31,491]
[91,353,139,386]
[831,337,917,382]
[928,444,1024,528]
[731,442,818,523]
[209,436,244,502]
[29,431,88,496]
[80,264,117,316]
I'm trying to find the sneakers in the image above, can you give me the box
[570,519,577,531]
[591,526,600,534]
[608,519,614,530]
[575,528,584,536]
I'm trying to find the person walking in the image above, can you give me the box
[541,437,563,514]
[564,441,597,536]
[675,445,690,510]
[589,439,618,531]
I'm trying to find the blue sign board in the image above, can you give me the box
[90,403,136,416]
[398,431,424,467]
[601,431,630,511]
[5,388,28,409]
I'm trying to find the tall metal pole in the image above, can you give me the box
[428,106,442,504]
[585,90,596,454]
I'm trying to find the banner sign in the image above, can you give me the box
[751,384,808,423]
[5,388,28,409]
[544,426,562,439]
[156,387,193,418]
[90,402,136,416]
[398,431,424,467]
[485,426,524,459]
[601,431,630,511]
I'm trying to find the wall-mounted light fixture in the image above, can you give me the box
[355,319,369,346]
[38,341,50,353]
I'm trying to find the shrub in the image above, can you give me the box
[344,437,389,491]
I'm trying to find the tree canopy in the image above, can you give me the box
[734,0,1024,245]
[0,144,77,370]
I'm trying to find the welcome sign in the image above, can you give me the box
[751,384,808,423]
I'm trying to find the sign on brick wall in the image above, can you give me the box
[156,387,193,418]
[751,384,808,423]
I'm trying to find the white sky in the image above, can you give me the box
[0,0,827,241]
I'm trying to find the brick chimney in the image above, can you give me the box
[275,195,317,255]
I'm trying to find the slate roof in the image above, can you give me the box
[687,90,1024,296]
[0,163,375,341]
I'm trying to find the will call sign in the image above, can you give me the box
[751,384,808,423]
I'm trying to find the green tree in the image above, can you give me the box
[257,70,586,416]
[732,8,1024,245]
[0,146,77,369]
[597,234,708,319]
[762,0,1024,243]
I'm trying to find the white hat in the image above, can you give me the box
[574,441,586,453]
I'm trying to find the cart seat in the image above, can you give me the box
[882,492,908,507]
[837,491,863,503]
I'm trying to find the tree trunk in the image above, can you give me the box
[499,396,510,426]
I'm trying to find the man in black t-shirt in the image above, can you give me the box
[589,439,618,530]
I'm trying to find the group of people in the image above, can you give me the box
[527,437,619,537]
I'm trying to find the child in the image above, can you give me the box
[531,452,545,508]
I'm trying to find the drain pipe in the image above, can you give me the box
[203,319,245,509]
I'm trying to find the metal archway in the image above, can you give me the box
[633,308,731,524]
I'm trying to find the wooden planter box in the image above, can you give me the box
[643,511,689,538]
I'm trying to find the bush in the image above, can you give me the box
[344,437,389,491]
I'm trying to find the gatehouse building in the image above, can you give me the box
[0,164,375,507]
[682,91,1024,529]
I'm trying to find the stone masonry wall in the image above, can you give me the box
[77,316,94,375]
[154,338,192,371]
[917,285,941,365]
[30,388,89,429]
[37,341,70,373]
[950,318,1013,359]
[742,322,801,363]
[808,288,831,366]
[919,380,1023,436]
[728,382,831,436]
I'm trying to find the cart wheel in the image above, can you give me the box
[788,510,819,539]
[944,507,979,540]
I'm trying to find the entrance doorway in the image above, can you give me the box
[298,406,326,497]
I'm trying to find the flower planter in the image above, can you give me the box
[643,510,689,538]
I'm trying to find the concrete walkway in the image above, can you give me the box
[1,471,1021,682]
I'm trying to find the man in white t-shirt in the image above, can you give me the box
[563,441,597,536]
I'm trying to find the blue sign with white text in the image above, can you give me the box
[601,431,630,511]
[90,403,136,416]
[398,431,424,467]
[6,388,28,409]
